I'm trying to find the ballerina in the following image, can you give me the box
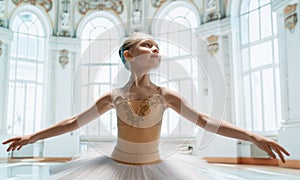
[2,32,290,179]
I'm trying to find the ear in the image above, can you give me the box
[123,50,133,61]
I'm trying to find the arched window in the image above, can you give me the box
[7,10,47,135]
[239,0,281,132]
[153,2,200,137]
[78,12,123,137]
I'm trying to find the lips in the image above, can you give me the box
[150,54,160,58]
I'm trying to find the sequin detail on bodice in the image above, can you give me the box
[113,94,165,128]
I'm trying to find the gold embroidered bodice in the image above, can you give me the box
[111,88,166,164]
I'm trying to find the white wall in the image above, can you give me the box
[273,0,300,160]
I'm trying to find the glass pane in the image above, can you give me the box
[35,85,42,131]
[167,42,179,57]
[11,16,22,31]
[9,60,16,79]
[81,86,88,110]
[16,61,37,81]
[35,19,45,37]
[17,34,28,58]
[249,10,260,42]
[177,58,191,76]
[243,75,252,130]
[82,23,95,40]
[28,24,37,36]
[186,11,198,28]
[19,23,28,34]
[14,82,25,135]
[240,0,249,14]
[262,69,276,131]
[240,14,249,44]
[251,71,263,131]
[273,39,279,63]
[260,5,272,39]
[90,27,106,40]
[11,40,17,57]
[38,38,45,61]
[260,0,270,6]
[28,36,38,59]
[272,12,278,35]
[249,0,259,11]
[250,41,272,68]
[7,83,15,134]
[275,68,282,127]
[37,64,44,83]
[25,83,35,134]
[174,17,190,29]
[242,48,249,72]
[168,7,189,18]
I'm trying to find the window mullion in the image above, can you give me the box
[22,83,27,134]
[259,70,265,131]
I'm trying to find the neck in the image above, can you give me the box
[128,73,152,88]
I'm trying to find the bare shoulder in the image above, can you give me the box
[160,87,183,108]
[95,92,114,109]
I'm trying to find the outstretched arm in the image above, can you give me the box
[2,92,114,152]
[162,88,290,163]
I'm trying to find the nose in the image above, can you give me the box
[151,46,159,54]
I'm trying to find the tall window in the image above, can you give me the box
[7,11,46,135]
[79,14,122,137]
[153,2,200,137]
[239,0,281,132]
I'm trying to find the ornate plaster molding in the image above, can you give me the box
[78,0,124,15]
[11,0,53,12]
[151,0,167,8]
[206,34,219,55]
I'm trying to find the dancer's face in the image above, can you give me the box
[124,38,161,73]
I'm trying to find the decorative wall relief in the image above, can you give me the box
[58,49,69,69]
[206,35,219,55]
[0,0,5,17]
[60,0,70,29]
[203,0,221,23]
[11,0,53,12]
[132,0,142,25]
[78,0,124,15]
[0,40,3,57]
[284,4,298,33]
[0,0,7,28]
[151,0,167,8]
[57,0,72,37]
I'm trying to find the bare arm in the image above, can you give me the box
[2,92,114,152]
[162,88,290,163]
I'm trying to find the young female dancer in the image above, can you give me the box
[2,33,290,179]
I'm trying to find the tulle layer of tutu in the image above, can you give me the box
[48,151,224,180]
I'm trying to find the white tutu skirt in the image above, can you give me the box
[48,151,222,180]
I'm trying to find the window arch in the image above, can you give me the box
[7,8,49,135]
[239,0,281,132]
[77,12,124,137]
[152,1,200,137]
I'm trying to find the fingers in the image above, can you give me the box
[7,141,23,152]
[266,146,276,159]
[267,143,290,163]
[2,137,24,152]
[2,137,21,145]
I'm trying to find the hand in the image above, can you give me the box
[251,135,290,163]
[2,135,35,152]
